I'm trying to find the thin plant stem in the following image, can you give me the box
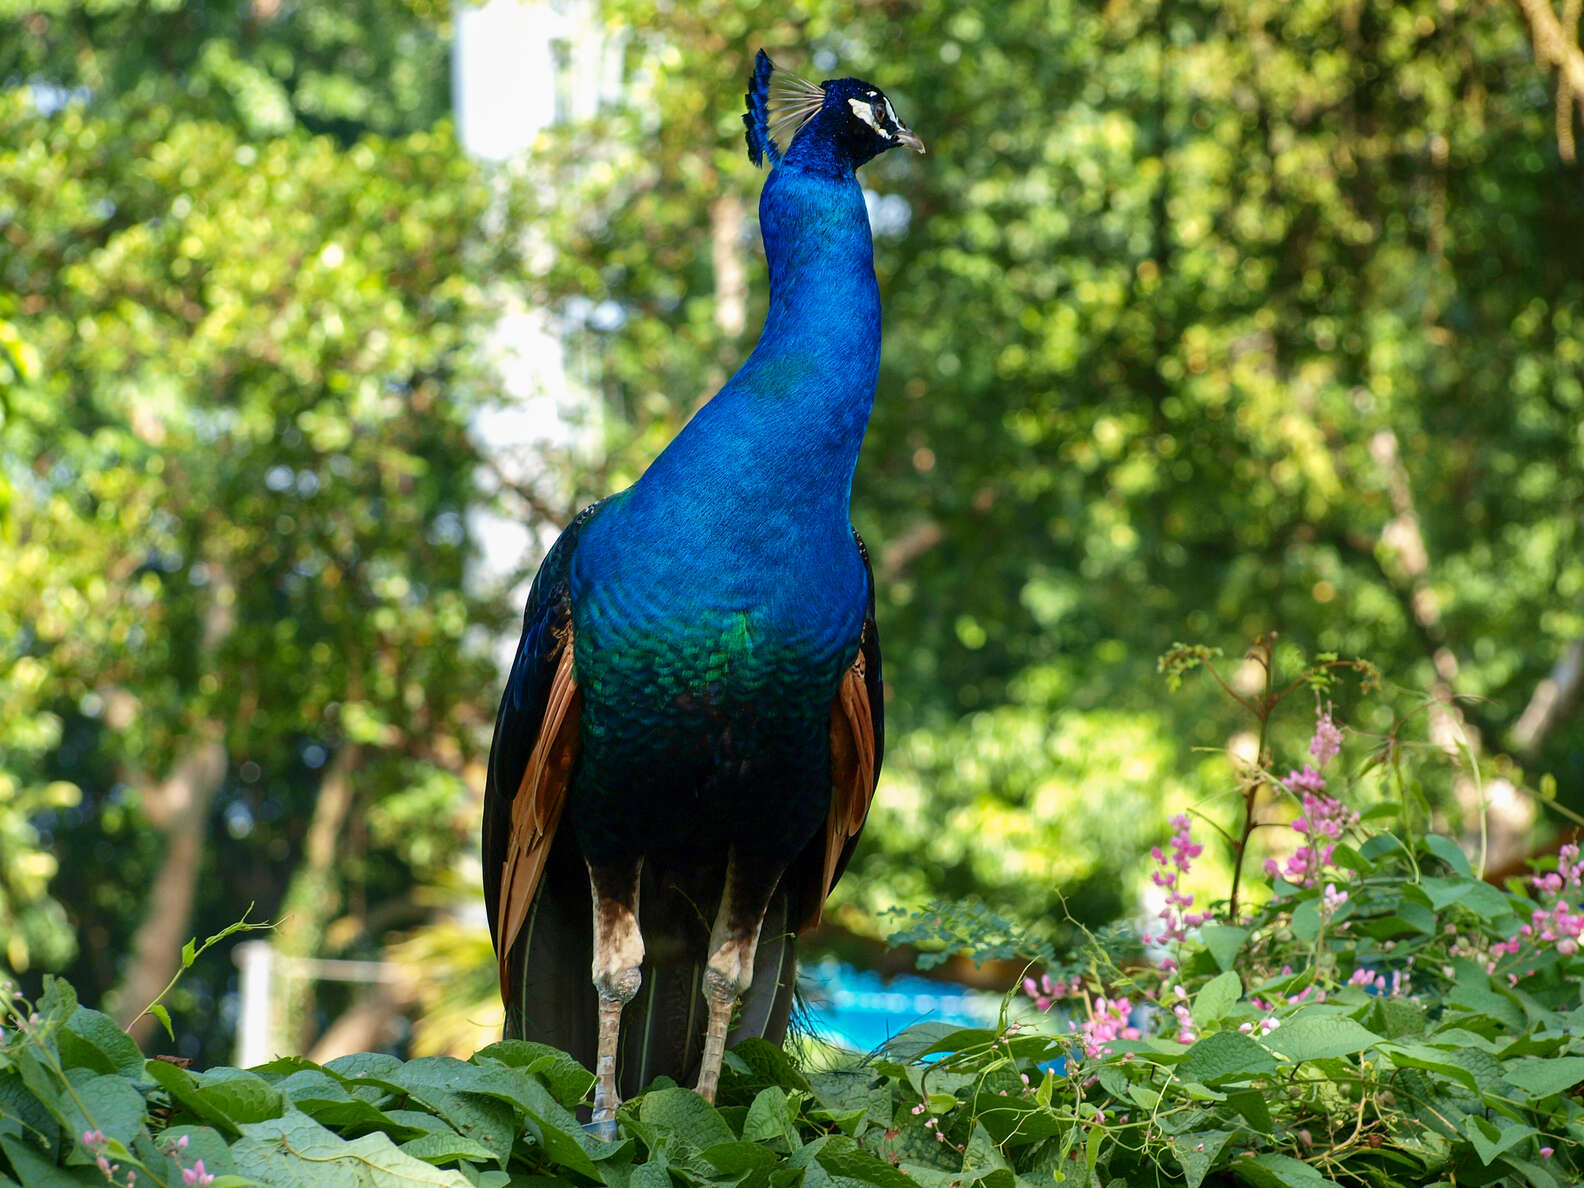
[1227,636,1275,922]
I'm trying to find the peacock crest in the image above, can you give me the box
[744,50,825,167]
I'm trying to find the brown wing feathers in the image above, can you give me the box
[807,647,878,931]
[495,641,582,997]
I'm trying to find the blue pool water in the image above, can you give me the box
[798,957,1005,1052]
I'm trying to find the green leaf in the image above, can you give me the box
[723,1039,813,1096]
[1394,900,1437,935]
[55,1009,141,1080]
[809,1070,890,1133]
[146,1060,282,1134]
[16,1051,66,1134]
[1231,1152,1337,1186]
[638,1086,737,1149]
[1177,1032,1277,1086]
[387,1058,520,1165]
[400,1129,498,1166]
[1366,997,1427,1040]
[1418,876,1514,921]
[1169,1129,1233,1188]
[4,1132,102,1186]
[1423,835,1473,878]
[1464,1116,1538,1166]
[1191,971,1241,1027]
[136,1124,238,1182]
[1033,1068,1055,1109]
[744,1087,802,1150]
[1446,962,1526,1031]
[917,1027,1004,1059]
[148,1005,174,1043]
[1359,834,1410,863]
[885,1023,978,1063]
[961,1123,1011,1181]
[1262,1016,1382,1063]
[1376,1043,1479,1094]
[632,1152,673,1188]
[0,1070,60,1155]
[1461,881,1520,921]
[1447,1046,1506,1096]
[195,1067,286,1125]
[38,977,78,1027]
[819,1137,915,1188]
[274,1068,400,1131]
[181,938,198,968]
[704,1138,781,1185]
[233,1109,474,1186]
[1199,925,1250,973]
[1083,1121,1103,1183]
[60,1070,145,1153]
[1290,899,1321,943]
[1102,1038,1190,1062]
[325,1052,408,1085]
[1126,1083,1160,1112]
[1503,1056,1584,1099]
[1222,1090,1272,1134]
[1326,844,1374,875]
[472,1041,595,1107]
[1418,876,1472,910]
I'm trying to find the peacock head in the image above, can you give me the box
[745,49,925,174]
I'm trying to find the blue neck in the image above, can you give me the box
[629,162,879,533]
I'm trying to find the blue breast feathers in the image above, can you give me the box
[570,156,879,672]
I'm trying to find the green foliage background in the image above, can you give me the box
[2,0,1582,1068]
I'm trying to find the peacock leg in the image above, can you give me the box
[695,850,783,1104]
[588,859,645,1136]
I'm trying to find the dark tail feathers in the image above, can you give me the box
[505,829,799,1101]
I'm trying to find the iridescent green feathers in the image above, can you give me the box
[743,49,825,167]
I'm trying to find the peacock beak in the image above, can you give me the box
[895,126,926,154]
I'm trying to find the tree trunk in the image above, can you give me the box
[711,192,747,339]
[1510,637,1584,758]
[1368,430,1533,873]
[113,576,236,1046]
[272,742,363,1054]
[306,980,413,1064]
[1516,0,1584,161]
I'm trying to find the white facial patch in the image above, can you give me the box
[848,95,894,138]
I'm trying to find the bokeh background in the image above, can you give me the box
[3,0,1582,1068]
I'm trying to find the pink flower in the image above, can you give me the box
[1270,792,1358,889]
[1282,766,1326,795]
[183,1160,215,1187]
[1322,883,1349,913]
[1022,972,1071,1013]
[1308,706,1343,769]
[1073,995,1140,1059]
[1147,815,1206,951]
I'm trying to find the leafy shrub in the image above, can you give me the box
[884,639,1584,1186]
[2,639,1579,1186]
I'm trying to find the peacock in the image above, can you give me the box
[482,49,923,1131]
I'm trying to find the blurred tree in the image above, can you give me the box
[5,0,1584,1067]
[3,0,450,141]
[0,1,528,1060]
[523,0,1584,935]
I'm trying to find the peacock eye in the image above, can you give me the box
[872,103,885,124]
